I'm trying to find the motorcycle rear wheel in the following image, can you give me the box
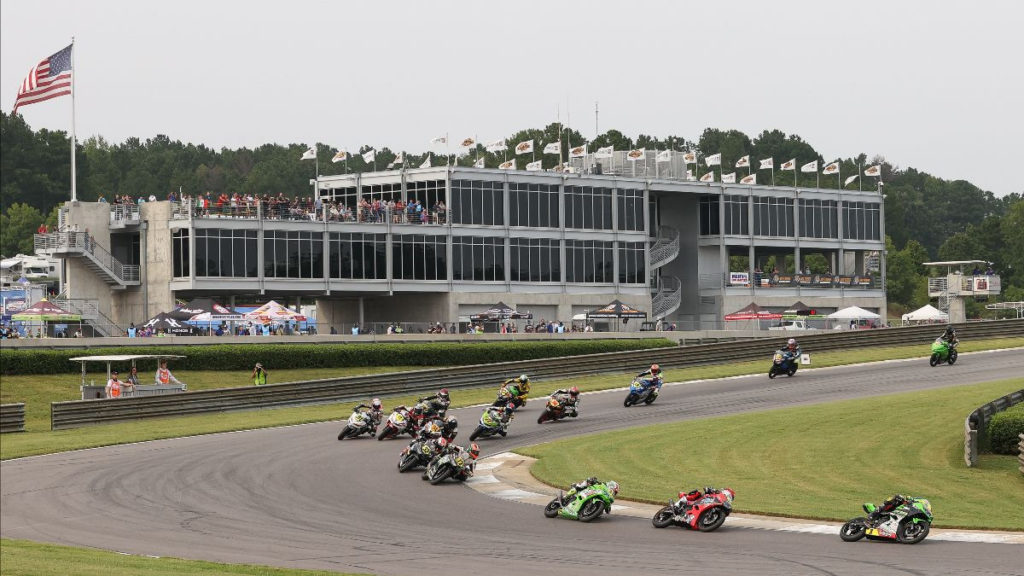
[929,354,939,367]
[544,498,562,518]
[839,518,868,542]
[696,507,727,532]
[578,499,605,523]
[337,426,351,441]
[897,520,930,544]
[652,506,675,528]
[469,427,484,441]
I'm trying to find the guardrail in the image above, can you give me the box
[49,319,1024,430]
[964,389,1024,467]
[0,403,26,433]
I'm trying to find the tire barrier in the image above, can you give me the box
[50,319,1024,430]
[0,403,26,434]
[964,389,1024,467]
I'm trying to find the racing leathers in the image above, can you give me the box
[481,405,512,436]
[868,494,909,525]
[635,368,663,392]
[354,403,383,433]
[550,388,580,416]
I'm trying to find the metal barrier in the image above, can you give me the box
[49,320,1024,430]
[0,403,26,433]
[964,389,1024,467]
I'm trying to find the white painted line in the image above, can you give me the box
[491,488,547,499]
[465,474,500,484]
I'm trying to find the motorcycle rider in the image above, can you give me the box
[550,386,581,416]
[353,398,384,433]
[389,404,419,435]
[417,388,451,419]
[783,338,801,360]
[482,403,514,436]
[635,364,664,391]
[447,442,481,480]
[938,325,959,347]
[564,477,619,502]
[866,494,909,526]
[440,415,458,442]
[499,374,531,409]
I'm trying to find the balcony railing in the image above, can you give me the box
[703,271,882,290]
[34,232,140,284]
[169,199,450,226]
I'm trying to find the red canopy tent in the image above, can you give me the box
[723,302,782,321]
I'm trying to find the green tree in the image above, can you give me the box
[0,203,43,256]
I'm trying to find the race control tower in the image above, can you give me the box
[924,260,1001,323]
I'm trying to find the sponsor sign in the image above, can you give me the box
[796,274,814,285]
[729,272,750,286]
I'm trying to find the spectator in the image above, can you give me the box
[156,360,183,386]
[124,366,140,395]
[252,362,268,386]
[127,323,137,338]
[106,370,123,398]
[330,325,338,335]
[352,325,360,335]
[986,264,994,275]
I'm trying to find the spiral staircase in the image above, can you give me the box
[649,225,681,321]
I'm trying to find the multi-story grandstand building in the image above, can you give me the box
[37,160,886,334]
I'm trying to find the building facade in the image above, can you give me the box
[38,166,886,333]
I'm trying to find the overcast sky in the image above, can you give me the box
[2,0,1022,196]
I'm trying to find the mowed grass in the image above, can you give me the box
[1,337,1021,461]
[0,538,368,576]
[519,378,1024,531]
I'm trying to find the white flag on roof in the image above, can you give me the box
[525,160,543,171]
[362,149,376,163]
[627,149,646,162]
[705,153,722,166]
[331,149,349,163]
[594,146,614,158]
[735,155,750,168]
[569,144,587,158]
[460,137,476,148]
[543,142,561,155]
[300,147,316,160]
[498,159,516,170]
[722,172,736,183]
[822,161,840,175]
[844,174,859,186]
[431,136,447,145]
[419,154,431,168]
[699,171,715,182]
[656,150,672,163]
[515,140,534,155]
[780,158,796,171]
[800,160,818,173]
[473,157,486,169]
[485,139,507,152]
[740,173,757,185]
[759,158,773,169]
[864,164,882,177]
[682,151,697,164]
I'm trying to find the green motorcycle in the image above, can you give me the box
[839,497,933,544]
[543,480,619,522]
[929,338,958,367]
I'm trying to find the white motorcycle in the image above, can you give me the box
[337,409,378,440]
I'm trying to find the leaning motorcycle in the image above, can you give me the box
[421,450,474,484]
[537,396,578,424]
[492,384,527,409]
[397,437,443,472]
[623,377,661,407]
[929,339,958,367]
[544,481,618,522]
[377,408,417,441]
[337,409,377,440]
[652,487,735,532]
[839,498,933,544]
[767,350,799,379]
[469,409,510,441]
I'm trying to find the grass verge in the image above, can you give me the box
[1,337,1021,461]
[0,538,368,576]
[518,378,1024,531]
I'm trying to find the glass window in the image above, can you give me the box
[329,232,387,280]
[724,195,748,235]
[392,234,448,280]
[843,202,881,240]
[509,238,560,282]
[172,229,190,278]
[509,182,559,228]
[453,236,505,281]
[565,186,612,230]
[193,228,258,277]
[799,199,838,239]
[618,241,646,284]
[617,189,645,231]
[451,180,503,225]
[753,196,795,237]
[264,230,323,278]
[698,195,720,235]
[566,240,614,283]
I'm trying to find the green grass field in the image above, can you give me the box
[0,538,368,576]
[1,337,1021,461]
[519,377,1024,531]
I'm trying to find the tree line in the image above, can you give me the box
[2,110,1021,314]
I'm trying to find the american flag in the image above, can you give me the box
[13,44,73,113]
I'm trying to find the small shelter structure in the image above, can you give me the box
[827,306,880,320]
[470,302,533,322]
[11,299,80,322]
[245,300,307,324]
[901,304,949,325]
[723,302,782,321]
[142,312,199,335]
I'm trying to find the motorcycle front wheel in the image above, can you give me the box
[897,521,930,544]
[578,499,605,523]
[623,393,638,407]
[337,425,351,441]
[537,411,551,424]
[469,426,486,441]
[696,507,727,532]
[948,350,958,365]
[929,354,939,367]
[652,506,675,528]
[428,465,453,485]
[544,498,562,518]
[398,453,418,472]
[839,518,868,542]
[768,367,778,379]
[377,427,395,441]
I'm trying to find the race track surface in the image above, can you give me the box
[3,349,1023,576]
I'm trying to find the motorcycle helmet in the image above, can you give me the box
[569,386,579,398]
[436,437,448,449]
[505,402,517,412]
[518,374,529,384]
[722,488,736,502]
[787,338,797,348]
[945,325,955,336]
[371,398,382,411]
[469,443,480,459]
[606,481,619,496]
[438,388,450,401]
[650,364,660,375]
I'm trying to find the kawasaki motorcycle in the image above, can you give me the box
[421,450,474,484]
[652,487,735,532]
[768,350,798,379]
[929,338,958,367]
[337,409,378,440]
[397,437,443,472]
[623,377,661,407]
[544,481,619,522]
[839,497,933,544]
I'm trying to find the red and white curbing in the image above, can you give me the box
[466,452,1024,544]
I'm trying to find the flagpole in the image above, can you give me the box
[70,37,77,202]
[858,162,863,191]
[815,162,820,189]
[771,164,775,187]
[837,162,841,190]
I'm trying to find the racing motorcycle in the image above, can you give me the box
[839,497,933,544]
[492,384,527,409]
[469,406,512,441]
[398,437,444,472]
[421,449,474,485]
[336,408,378,440]
[767,350,799,379]
[537,395,579,424]
[377,406,418,441]
[544,481,619,522]
[652,487,735,532]
[623,377,661,407]
[929,338,958,367]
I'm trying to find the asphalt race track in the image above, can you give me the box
[3,349,1023,576]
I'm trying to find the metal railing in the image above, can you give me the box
[964,389,1024,467]
[649,226,680,270]
[53,298,124,337]
[0,403,26,433]
[170,199,450,226]
[34,232,140,284]
[47,319,1024,429]
[110,204,141,227]
[653,275,682,320]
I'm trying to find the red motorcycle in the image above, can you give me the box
[652,487,735,532]
[377,406,419,440]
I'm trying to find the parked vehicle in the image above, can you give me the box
[929,338,958,367]
[623,377,661,407]
[768,320,808,331]
[768,350,799,379]
[544,481,619,522]
[652,487,735,532]
[839,497,933,544]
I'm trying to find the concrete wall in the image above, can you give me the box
[141,202,175,322]
[64,203,117,321]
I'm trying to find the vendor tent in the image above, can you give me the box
[783,301,813,316]
[170,298,241,321]
[901,304,948,324]
[470,302,533,322]
[142,312,199,335]
[245,300,307,323]
[586,300,647,319]
[723,302,782,321]
[827,306,880,320]
[11,299,81,322]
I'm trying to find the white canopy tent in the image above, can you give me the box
[901,304,949,325]
[827,306,881,320]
